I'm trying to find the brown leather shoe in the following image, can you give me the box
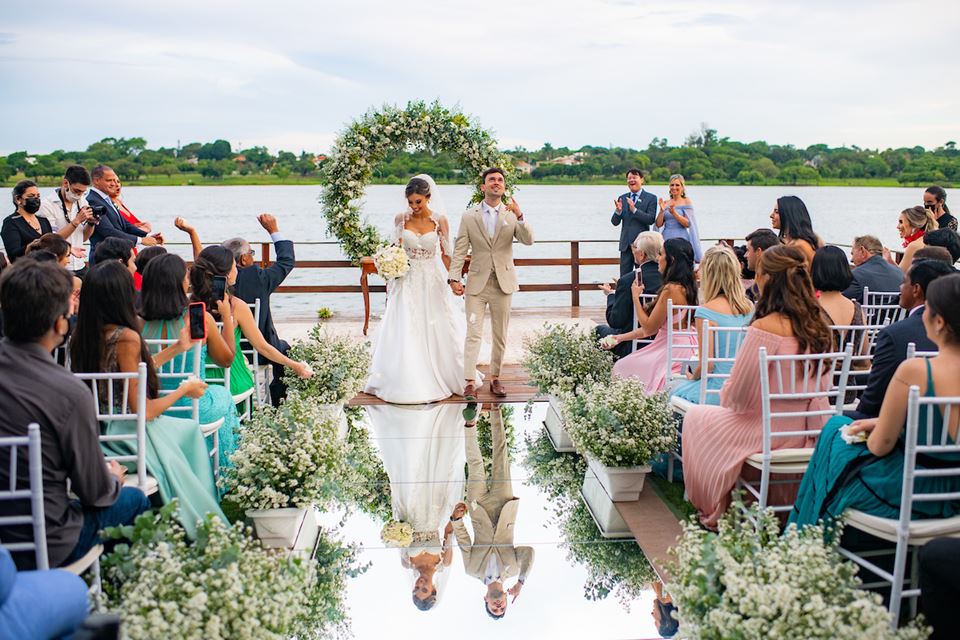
[490,379,507,397]
[462,382,476,401]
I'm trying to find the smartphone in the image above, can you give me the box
[211,275,227,302]
[188,301,207,340]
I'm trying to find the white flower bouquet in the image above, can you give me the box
[285,324,371,404]
[521,323,614,396]
[669,502,930,639]
[380,520,413,548]
[373,244,410,281]
[562,377,675,468]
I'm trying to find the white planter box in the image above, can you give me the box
[319,403,350,440]
[246,507,309,549]
[585,453,650,502]
[580,468,633,539]
[544,394,576,453]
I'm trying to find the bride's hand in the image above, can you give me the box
[450,281,464,296]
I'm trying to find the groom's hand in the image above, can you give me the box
[450,281,464,296]
[506,198,523,221]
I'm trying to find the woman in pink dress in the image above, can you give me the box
[606,237,698,392]
[681,245,835,528]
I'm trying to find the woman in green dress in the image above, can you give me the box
[70,261,226,538]
[790,273,960,533]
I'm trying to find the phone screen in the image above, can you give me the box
[211,275,227,302]
[188,302,206,340]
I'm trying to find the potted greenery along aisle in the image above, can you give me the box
[285,325,371,438]
[521,324,614,452]
[224,395,354,548]
[563,377,674,501]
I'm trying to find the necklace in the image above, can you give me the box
[22,214,41,234]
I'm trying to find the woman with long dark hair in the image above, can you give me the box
[70,260,226,537]
[770,195,821,266]
[606,237,698,392]
[681,245,835,528]
[924,185,957,231]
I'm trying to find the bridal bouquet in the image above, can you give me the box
[380,520,413,548]
[373,245,410,280]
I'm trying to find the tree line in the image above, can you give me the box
[2,126,958,186]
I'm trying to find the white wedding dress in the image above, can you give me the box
[364,206,480,403]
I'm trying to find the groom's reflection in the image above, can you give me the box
[453,404,534,620]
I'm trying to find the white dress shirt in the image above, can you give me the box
[483,553,502,585]
[481,201,500,238]
[38,189,89,271]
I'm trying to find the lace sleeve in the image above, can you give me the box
[437,215,452,255]
[392,212,407,245]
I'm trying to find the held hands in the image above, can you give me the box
[449,281,464,296]
[451,502,467,520]
[142,233,164,246]
[258,213,279,234]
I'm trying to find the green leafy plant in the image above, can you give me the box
[316,307,334,320]
[521,323,614,396]
[340,408,392,523]
[285,324,371,404]
[522,426,586,511]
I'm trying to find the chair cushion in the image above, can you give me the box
[62,544,102,575]
[200,418,225,437]
[670,396,695,415]
[844,510,960,545]
[123,473,159,496]
[744,448,813,474]
[232,388,255,404]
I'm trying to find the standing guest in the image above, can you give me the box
[656,174,703,262]
[112,177,152,234]
[221,214,297,406]
[884,205,937,273]
[813,247,863,326]
[682,246,834,528]
[743,229,780,301]
[37,165,96,277]
[595,231,663,359]
[923,228,960,264]
[770,195,821,266]
[87,165,160,264]
[2,181,52,262]
[842,235,905,301]
[671,244,753,406]
[924,185,957,231]
[92,237,137,277]
[605,237,699,392]
[611,169,657,276]
[919,537,960,640]
[0,259,150,569]
[848,260,955,420]
[789,274,960,532]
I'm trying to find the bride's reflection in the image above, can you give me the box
[366,403,466,612]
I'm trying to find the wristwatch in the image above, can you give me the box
[447,279,459,285]
[450,516,461,522]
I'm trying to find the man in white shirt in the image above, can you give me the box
[37,165,95,276]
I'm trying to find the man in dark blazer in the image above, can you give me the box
[847,260,953,419]
[611,168,658,276]
[86,165,159,264]
[224,214,295,406]
[595,231,663,358]
[842,235,904,301]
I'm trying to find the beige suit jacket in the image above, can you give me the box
[448,205,534,296]
[453,498,535,582]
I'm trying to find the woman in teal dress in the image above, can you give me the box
[70,261,226,538]
[138,253,241,471]
[671,245,753,404]
[790,274,960,533]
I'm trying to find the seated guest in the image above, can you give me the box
[0,259,149,569]
[133,245,167,281]
[2,181,52,262]
[37,164,95,277]
[789,273,960,531]
[849,260,955,420]
[671,244,753,406]
[842,234,905,301]
[885,205,938,273]
[925,185,957,232]
[770,196,821,266]
[913,246,955,265]
[87,165,160,265]
[605,237,698,392]
[924,228,960,264]
[139,254,240,472]
[682,246,834,528]
[92,237,137,277]
[919,537,960,640]
[24,233,71,267]
[71,261,226,537]
[743,228,780,301]
[813,246,863,326]
[596,230,663,359]
[0,547,89,640]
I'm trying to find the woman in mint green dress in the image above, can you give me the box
[70,261,226,538]
[790,274,960,533]
[138,253,241,472]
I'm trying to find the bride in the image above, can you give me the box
[364,174,480,403]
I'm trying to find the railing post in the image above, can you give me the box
[570,241,580,307]
[260,242,270,269]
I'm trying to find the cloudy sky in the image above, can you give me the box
[2,0,957,155]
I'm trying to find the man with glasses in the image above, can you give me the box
[37,165,96,277]
[223,214,295,406]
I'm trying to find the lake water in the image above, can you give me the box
[97,184,946,318]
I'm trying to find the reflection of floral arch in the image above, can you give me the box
[320,100,517,263]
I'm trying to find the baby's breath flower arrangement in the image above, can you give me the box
[562,378,675,468]
[669,502,930,639]
[522,426,586,511]
[521,323,614,396]
[285,324,371,404]
[340,409,392,523]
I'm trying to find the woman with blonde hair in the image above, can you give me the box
[884,205,938,272]
[657,174,703,262]
[671,244,753,406]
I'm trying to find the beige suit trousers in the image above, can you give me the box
[464,271,511,379]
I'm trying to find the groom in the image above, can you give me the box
[448,168,534,398]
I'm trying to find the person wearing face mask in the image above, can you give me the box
[37,165,96,277]
[2,180,53,262]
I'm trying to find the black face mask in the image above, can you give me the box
[22,197,41,214]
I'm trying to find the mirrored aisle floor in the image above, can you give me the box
[332,401,665,639]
